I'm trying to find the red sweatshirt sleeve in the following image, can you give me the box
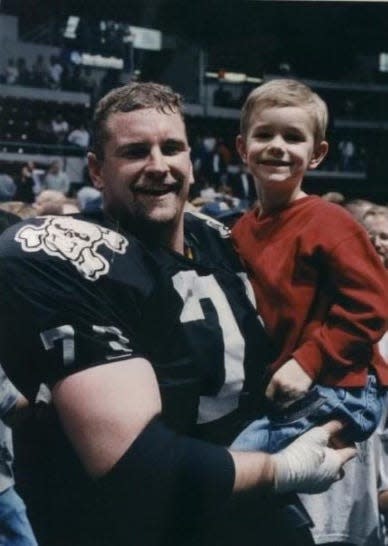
[293,228,388,379]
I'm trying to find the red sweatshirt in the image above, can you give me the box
[232,195,388,387]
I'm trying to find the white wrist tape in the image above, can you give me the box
[273,427,342,494]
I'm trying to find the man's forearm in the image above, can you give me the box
[379,490,388,512]
[231,450,274,492]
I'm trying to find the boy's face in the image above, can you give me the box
[237,105,328,202]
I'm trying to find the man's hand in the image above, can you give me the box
[272,420,356,494]
[265,358,312,407]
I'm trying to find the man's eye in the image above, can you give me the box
[121,147,148,159]
[162,143,184,155]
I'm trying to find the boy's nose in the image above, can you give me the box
[268,135,285,154]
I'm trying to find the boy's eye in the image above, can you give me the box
[284,133,305,142]
[254,131,272,140]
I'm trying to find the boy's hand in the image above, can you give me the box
[265,358,312,407]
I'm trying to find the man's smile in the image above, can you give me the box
[132,183,180,196]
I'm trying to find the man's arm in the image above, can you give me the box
[52,357,162,477]
[52,357,355,492]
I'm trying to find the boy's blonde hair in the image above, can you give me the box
[240,79,328,145]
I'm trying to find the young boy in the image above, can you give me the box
[231,79,388,453]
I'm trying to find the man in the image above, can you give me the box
[0,83,354,546]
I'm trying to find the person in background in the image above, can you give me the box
[14,162,36,204]
[0,364,38,546]
[41,160,70,195]
[51,114,69,145]
[0,173,16,203]
[67,123,90,149]
[228,163,257,207]
[344,198,374,222]
[362,206,388,269]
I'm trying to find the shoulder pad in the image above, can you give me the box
[13,215,129,281]
[185,211,231,239]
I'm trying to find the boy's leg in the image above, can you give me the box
[0,487,38,546]
[230,415,272,451]
[234,374,384,454]
[317,374,383,443]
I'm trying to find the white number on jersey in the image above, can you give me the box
[172,270,245,424]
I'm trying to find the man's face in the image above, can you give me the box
[237,106,327,203]
[363,215,388,268]
[88,108,192,234]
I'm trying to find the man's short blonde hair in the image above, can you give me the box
[240,79,328,145]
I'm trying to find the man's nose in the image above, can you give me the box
[145,148,169,175]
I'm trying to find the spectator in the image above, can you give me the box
[362,206,388,268]
[228,163,256,207]
[16,57,31,86]
[31,55,49,88]
[81,67,97,100]
[67,123,90,149]
[344,198,374,222]
[0,202,37,220]
[4,59,18,85]
[35,116,54,144]
[0,172,16,202]
[41,160,70,195]
[338,139,356,171]
[48,55,63,89]
[33,189,67,215]
[14,162,36,204]
[76,186,102,213]
[0,365,38,546]
[321,191,345,205]
[51,114,69,145]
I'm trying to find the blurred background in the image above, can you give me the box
[1,0,388,210]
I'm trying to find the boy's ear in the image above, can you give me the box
[87,152,105,191]
[309,141,329,170]
[236,135,247,163]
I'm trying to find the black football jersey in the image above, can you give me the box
[0,211,273,440]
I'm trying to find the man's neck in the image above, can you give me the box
[104,209,185,255]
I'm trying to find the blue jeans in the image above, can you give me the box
[0,487,37,546]
[232,375,383,453]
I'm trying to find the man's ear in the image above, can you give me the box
[236,135,247,163]
[309,141,329,170]
[87,152,104,191]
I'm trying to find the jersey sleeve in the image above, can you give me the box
[0,217,149,400]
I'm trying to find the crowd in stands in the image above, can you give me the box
[0,96,91,155]
[1,55,99,97]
